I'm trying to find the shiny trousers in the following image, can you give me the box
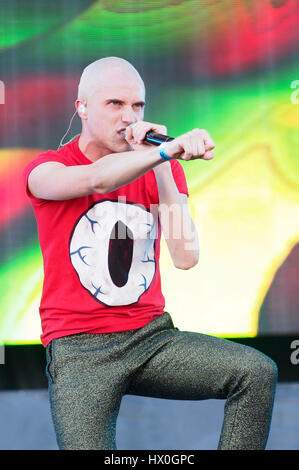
[46,312,278,450]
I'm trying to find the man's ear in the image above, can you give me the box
[76,99,87,119]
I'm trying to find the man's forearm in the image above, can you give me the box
[91,146,164,194]
[154,163,199,270]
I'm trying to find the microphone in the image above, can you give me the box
[144,131,174,146]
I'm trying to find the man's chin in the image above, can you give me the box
[111,141,131,153]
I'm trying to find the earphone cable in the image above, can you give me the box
[57,110,79,150]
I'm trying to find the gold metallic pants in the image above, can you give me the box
[46,312,278,450]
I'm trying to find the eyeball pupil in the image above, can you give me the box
[108,220,134,287]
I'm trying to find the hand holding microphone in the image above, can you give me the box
[125,121,215,161]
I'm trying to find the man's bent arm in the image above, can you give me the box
[28,146,164,200]
[154,163,199,270]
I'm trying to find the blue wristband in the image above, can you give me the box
[159,143,172,161]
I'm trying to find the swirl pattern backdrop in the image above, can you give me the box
[0,0,298,343]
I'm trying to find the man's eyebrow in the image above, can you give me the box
[105,99,146,106]
[105,98,123,104]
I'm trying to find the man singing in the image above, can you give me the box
[24,57,277,450]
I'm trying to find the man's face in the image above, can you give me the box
[84,71,145,155]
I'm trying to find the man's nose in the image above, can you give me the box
[121,106,137,124]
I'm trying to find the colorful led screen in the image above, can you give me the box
[0,0,298,344]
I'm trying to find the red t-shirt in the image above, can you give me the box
[24,137,189,346]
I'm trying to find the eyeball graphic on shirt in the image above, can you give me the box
[69,200,158,306]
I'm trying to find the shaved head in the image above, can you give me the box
[78,57,145,103]
[76,56,146,160]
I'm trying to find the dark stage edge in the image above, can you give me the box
[0,335,298,390]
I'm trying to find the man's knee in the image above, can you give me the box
[243,347,278,388]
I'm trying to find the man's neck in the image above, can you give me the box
[78,134,110,162]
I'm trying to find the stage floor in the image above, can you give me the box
[0,382,298,450]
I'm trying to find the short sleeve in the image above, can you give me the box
[170,159,189,197]
[23,151,68,200]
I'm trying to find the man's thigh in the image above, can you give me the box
[127,329,266,400]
